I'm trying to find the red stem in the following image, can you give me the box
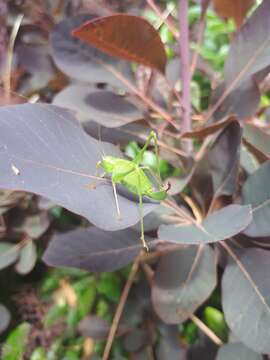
[179,0,192,153]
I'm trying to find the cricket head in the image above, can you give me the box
[97,156,118,173]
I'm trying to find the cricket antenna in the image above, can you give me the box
[97,124,106,158]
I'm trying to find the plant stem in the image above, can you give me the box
[102,254,141,360]
[179,0,193,153]
[190,314,223,346]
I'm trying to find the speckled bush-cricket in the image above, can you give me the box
[94,131,169,251]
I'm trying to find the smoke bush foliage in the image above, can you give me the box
[1,0,270,358]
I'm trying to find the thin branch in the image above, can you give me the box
[179,0,193,153]
[3,14,24,102]
[98,59,180,130]
[190,314,223,346]
[146,0,179,38]
[102,253,141,360]
[190,0,210,77]
[220,241,270,311]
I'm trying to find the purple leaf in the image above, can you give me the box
[53,85,144,128]
[50,14,132,88]
[158,205,252,244]
[0,104,156,231]
[43,227,154,272]
[152,245,216,323]
[242,161,270,237]
[222,248,270,353]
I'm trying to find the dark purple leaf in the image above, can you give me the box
[16,45,54,94]
[82,119,148,146]
[212,80,260,121]
[152,245,217,323]
[53,85,144,128]
[243,123,270,159]
[190,120,241,211]
[222,248,270,353]
[216,343,262,360]
[181,116,236,139]
[158,205,252,244]
[242,161,270,237]
[208,120,242,198]
[78,315,128,340]
[50,14,132,88]
[156,325,186,360]
[124,329,150,353]
[0,104,156,231]
[13,212,50,239]
[187,335,218,360]
[43,227,153,273]
[240,146,259,175]
[224,0,270,88]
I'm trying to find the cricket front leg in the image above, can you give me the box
[134,131,158,165]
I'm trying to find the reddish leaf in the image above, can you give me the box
[213,0,254,28]
[72,14,167,73]
[181,116,236,139]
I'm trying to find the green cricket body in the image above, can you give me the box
[96,131,168,251]
[98,156,167,200]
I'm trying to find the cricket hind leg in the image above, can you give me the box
[112,180,121,220]
[137,170,149,252]
[138,191,149,252]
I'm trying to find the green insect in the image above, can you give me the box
[96,131,169,251]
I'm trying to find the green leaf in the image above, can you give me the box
[3,323,31,360]
[202,307,228,341]
[97,273,121,302]
[30,348,47,360]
